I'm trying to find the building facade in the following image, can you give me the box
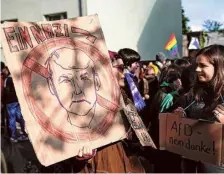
[205,32,224,46]
[1,0,182,63]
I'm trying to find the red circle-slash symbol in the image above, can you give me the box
[21,37,119,142]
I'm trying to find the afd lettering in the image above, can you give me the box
[170,121,193,136]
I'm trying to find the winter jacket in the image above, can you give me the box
[3,76,18,105]
[172,89,222,121]
[171,89,224,173]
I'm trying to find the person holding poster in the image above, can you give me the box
[59,50,146,173]
[0,15,131,166]
[172,44,224,173]
[3,50,147,173]
[1,15,154,172]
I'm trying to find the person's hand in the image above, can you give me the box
[143,94,150,100]
[213,104,224,123]
[77,146,92,157]
[173,107,186,117]
[76,146,96,161]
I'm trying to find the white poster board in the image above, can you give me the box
[1,14,127,166]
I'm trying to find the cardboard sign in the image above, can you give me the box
[1,14,128,166]
[159,113,224,166]
[123,104,156,148]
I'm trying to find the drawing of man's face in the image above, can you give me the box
[47,48,101,116]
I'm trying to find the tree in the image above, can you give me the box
[218,29,224,36]
[203,20,223,32]
[182,7,191,34]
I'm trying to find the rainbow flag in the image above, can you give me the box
[165,33,178,56]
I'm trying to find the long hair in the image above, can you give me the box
[194,44,224,101]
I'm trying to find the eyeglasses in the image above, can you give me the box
[113,64,124,73]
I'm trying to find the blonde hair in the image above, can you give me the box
[148,63,159,76]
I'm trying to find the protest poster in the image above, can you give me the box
[159,113,224,166]
[1,14,128,166]
[123,103,156,148]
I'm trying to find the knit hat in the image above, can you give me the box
[108,50,118,59]
[156,52,167,63]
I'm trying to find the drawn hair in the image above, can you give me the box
[44,47,100,119]
[45,48,98,78]
[45,47,99,96]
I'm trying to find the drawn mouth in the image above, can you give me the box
[69,100,91,108]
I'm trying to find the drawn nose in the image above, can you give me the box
[72,77,82,95]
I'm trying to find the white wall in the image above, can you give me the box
[1,0,80,22]
[87,0,182,60]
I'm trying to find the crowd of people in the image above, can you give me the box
[1,44,224,173]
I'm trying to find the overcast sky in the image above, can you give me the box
[182,0,224,31]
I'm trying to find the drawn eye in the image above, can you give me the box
[81,76,89,81]
[61,79,71,83]
[80,72,90,81]
[59,77,71,84]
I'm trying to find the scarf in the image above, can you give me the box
[125,71,146,111]
[120,88,156,148]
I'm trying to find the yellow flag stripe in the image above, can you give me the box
[165,38,177,50]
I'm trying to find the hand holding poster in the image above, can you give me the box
[159,113,224,166]
[1,14,128,166]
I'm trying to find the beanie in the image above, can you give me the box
[156,52,167,63]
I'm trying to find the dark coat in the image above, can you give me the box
[172,89,223,121]
[171,89,224,173]
[143,83,182,173]
[3,76,19,105]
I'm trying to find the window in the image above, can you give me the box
[44,12,67,21]
[1,19,18,24]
